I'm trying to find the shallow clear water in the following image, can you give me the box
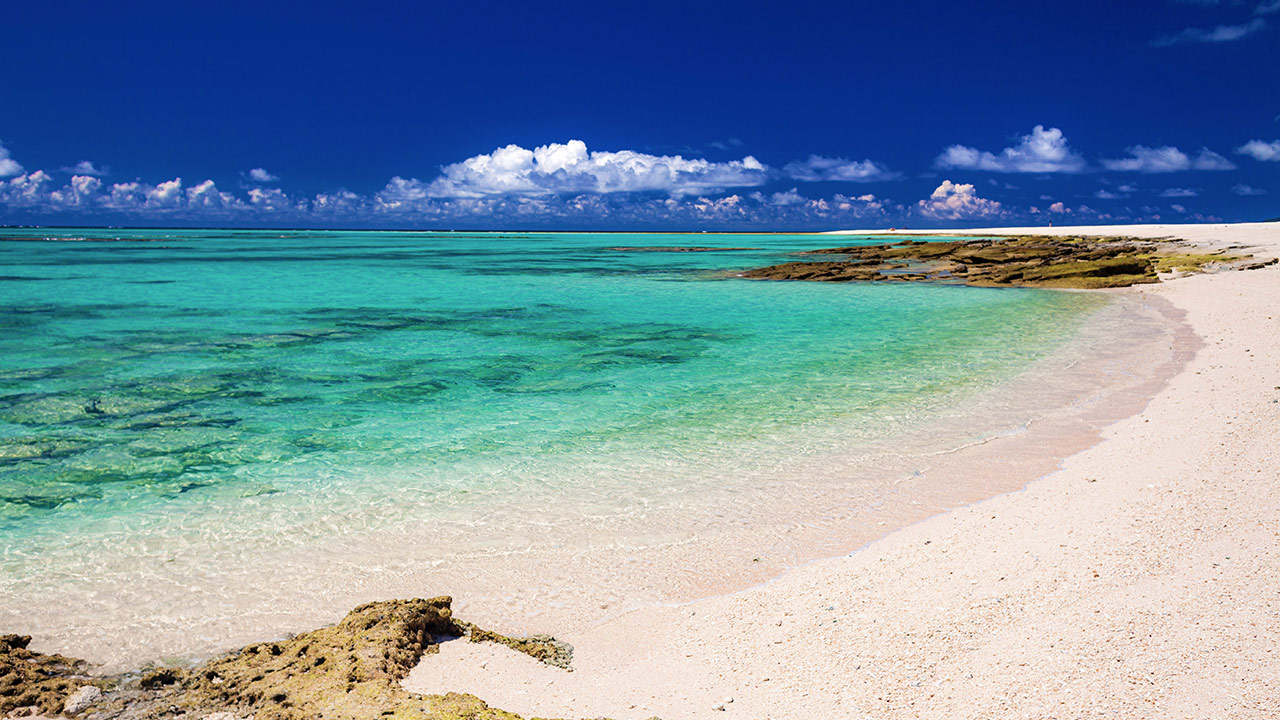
[0,228,1119,663]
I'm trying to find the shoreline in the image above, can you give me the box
[10,282,1184,675]
[404,223,1280,718]
[7,222,1277,719]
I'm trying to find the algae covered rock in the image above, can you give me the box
[166,597,464,720]
[740,234,1268,289]
[463,626,573,670]
[0,633,103,717]
[0,598,583,720]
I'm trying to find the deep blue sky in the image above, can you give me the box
[1,0,1277,229]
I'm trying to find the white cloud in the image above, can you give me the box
[689,194,748,219]
[312,189,365,214]
[832,193,884,213]
[916,180,1003,219]
[375,176,432,210]
[248,167,280,182]
[1152,18,1268,45]
[1171,204,1188,213]
[186,180,244,210]
[783,155,894,182]
[1256,0,1280,14]
[70,174,102,197]
[935,125,1086,173]
[248,187,296,210]
[1193,149,1236,170]
[147,178,183,207]
[769,188,807,205]
[0,171,52,205]
[62,160,106,176]
[423,139,769,198]
[0,141,23,178]
[1237,139,1280,161]
[105,181,145,209]
[1102,146,1235,172]
[1232,183,1267,195]
[47,175,103,207]
[1049,201,1067,213]
[1095,189,1123,199]
[1159,187,1198,197]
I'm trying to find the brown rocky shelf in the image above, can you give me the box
[1,598,580,720]
[739,235,1275,289]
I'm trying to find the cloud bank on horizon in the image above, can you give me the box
[0,125,1271,228]
[2,0,1278,230]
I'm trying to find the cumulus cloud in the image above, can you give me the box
[248,167,280,182]
[1231,183,1266,195]
[0,141,23,177]
[1101,146,1235,172]
[186,180,244,210]
[935,125,1086,173]
[312,189,365,215]
[782,155,895,182]
[423,139,769,198]
[61,160,106,176]
[48,175,103,207]
[1152,18,1268,45]
[1159,187,1199,197]
[375,176,432,210]
[147,178,184,207]
[248,187,299,211]
[104,182,150,210]
[1095,189,1123,199]
[1237,139,1280,161]
[0,171,52,205]
[916,180,1002,219]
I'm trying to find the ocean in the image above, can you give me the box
[0,229,1174,668]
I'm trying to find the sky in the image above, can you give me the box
[1,0,1278,230]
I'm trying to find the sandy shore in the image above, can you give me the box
[406,223,1280,719]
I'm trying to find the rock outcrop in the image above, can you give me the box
[1,598,582,720]
[740,235,1273,289]
[0,634,104,717]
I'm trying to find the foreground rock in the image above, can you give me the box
[740,234,1275,289]
[1,598,580,720]
[0,634,103,716]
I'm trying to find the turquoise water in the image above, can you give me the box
[1,229,1101,531]
[0,229,1120,661]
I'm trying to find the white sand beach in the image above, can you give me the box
[406,223,1280,719]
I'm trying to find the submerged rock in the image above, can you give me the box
[1,598,580,720]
